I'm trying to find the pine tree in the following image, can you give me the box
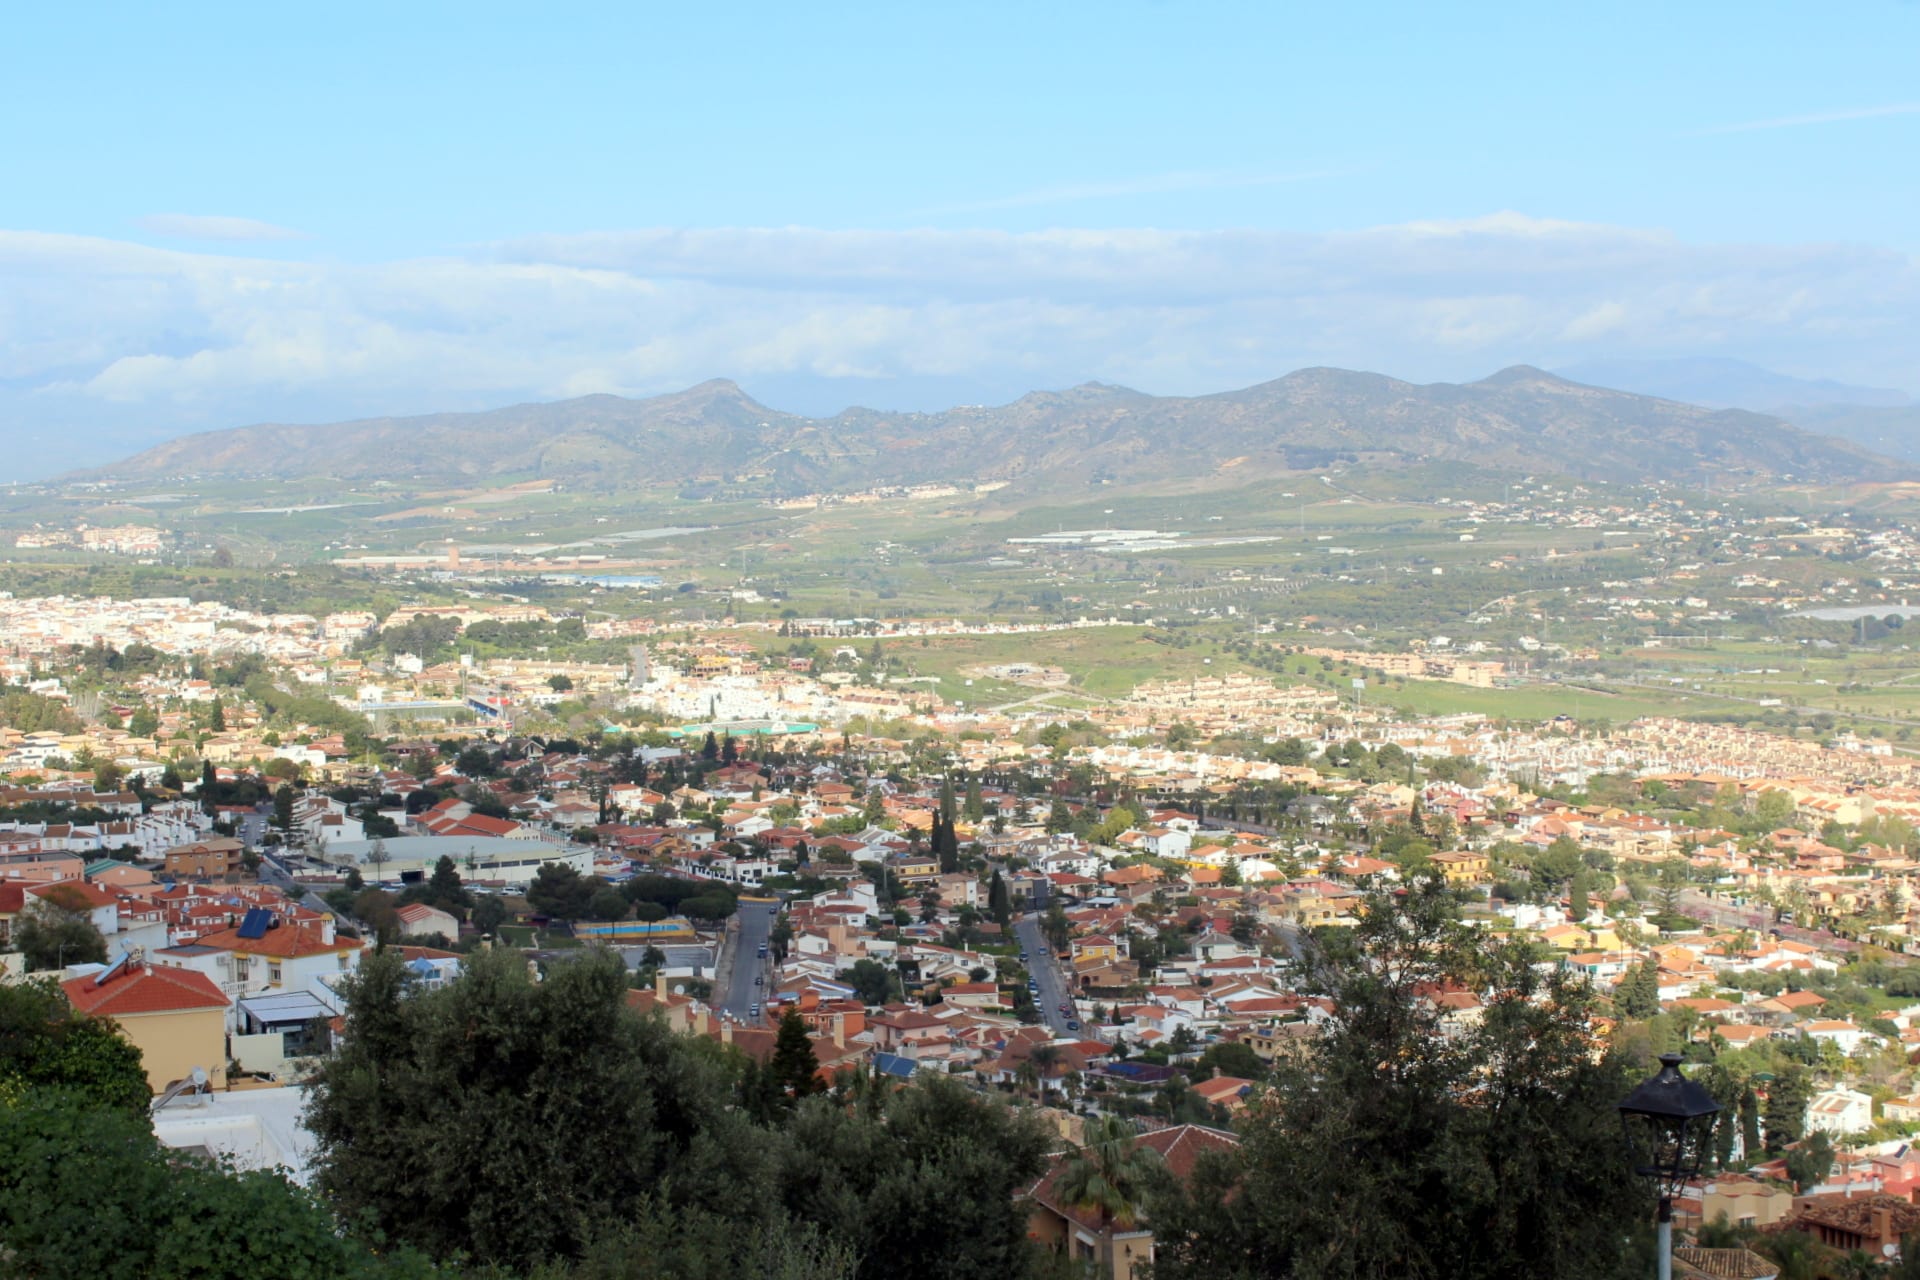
[1616,960,1660,1019]
[770,1008,823,1102]
[964,777,984,823]
[428,854,466,912]
[939,774,956,824]
[701,731,720,762]
[721,732,738,765]
[1569,873,1590,921]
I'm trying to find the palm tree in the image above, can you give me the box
[1053,1115,1164,1272]
[1014,1059,1040,1098]
[1029,1044,1062,1095]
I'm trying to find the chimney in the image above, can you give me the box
[832,1012,846,1049]
[721,1017,733,1046]
[320,915,335,946]
[1874,1205,1893,1247]
[655,970,669,1000]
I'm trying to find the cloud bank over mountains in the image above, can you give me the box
[2,213,1916,478]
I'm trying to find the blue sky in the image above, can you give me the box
[3,1,1919,476]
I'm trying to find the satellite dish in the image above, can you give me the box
[189,1066,207,1088]
[673,983,687,996]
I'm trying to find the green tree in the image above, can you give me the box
[1615,960,1661,1020]
[770,1009,825,1103]
[1569,873,1590,921]
[1196,1040,1267,1081]
[1740,1087,1763,1164]
[0,1091,431,1280]
[1150,881,1645,1280]
[845,959,898,1008]
[771,1075,1052,1280]
[590,887,630,922]
[987,870,1012,928]
[471,894,509,936]
[1765,1068,1813,1153]
[1785,1130,1834,1191]
[526,863,596,920]
[305,947,757,1271]
[0,979,148,1115]
[272,782,296,833]
[1754,789,1796,831]
[14,888,108,972]
[425,854,468,912]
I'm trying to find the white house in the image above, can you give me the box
[1805,1087,1875,1137]
[1803,1018,1883,1058]
[392,902,460,941]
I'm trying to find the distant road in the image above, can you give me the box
[718,899,779,1019]
[1014,913,1076,1034]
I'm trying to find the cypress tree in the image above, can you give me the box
[988,869,1012,927]
[1739,1087,1762,1162]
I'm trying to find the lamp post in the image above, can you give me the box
[1619,1052,1721,1280]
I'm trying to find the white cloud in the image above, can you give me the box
[1690,102,1920,136]
[134,214,308,241]
[1,215,1917,473]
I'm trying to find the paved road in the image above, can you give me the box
[719,899,780,1020]
[238,807,268,850]
[1014,913,1076,1035]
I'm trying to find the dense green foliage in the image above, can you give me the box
[305,946,1052,1277]
[0,979,149,1115]
[0,1092,439,1280]
[1150,881,1649,1280]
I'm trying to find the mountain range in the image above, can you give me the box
[82,365,1902,494]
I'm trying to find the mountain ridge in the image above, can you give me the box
[80,365,1902,493]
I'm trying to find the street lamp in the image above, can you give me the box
[1618,1052,1721,1280]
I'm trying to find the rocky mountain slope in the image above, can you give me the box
[85,366,1898,492]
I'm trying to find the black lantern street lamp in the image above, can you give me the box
[1618,1052,1721,1280]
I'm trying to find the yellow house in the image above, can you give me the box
[1070,934,1121,964]
[1431,851,1489,885]
[62,958,231,1092]
[1676,1176,1793,1232]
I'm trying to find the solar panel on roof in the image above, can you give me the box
[235,907,273,939]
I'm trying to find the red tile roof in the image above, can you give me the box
[62,961,228,1017]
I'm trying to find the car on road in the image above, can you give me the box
[750,1003,761,1017]
[755,975,764,985]
[1018,952,1028,962]
[1065,1020,1079,1031]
